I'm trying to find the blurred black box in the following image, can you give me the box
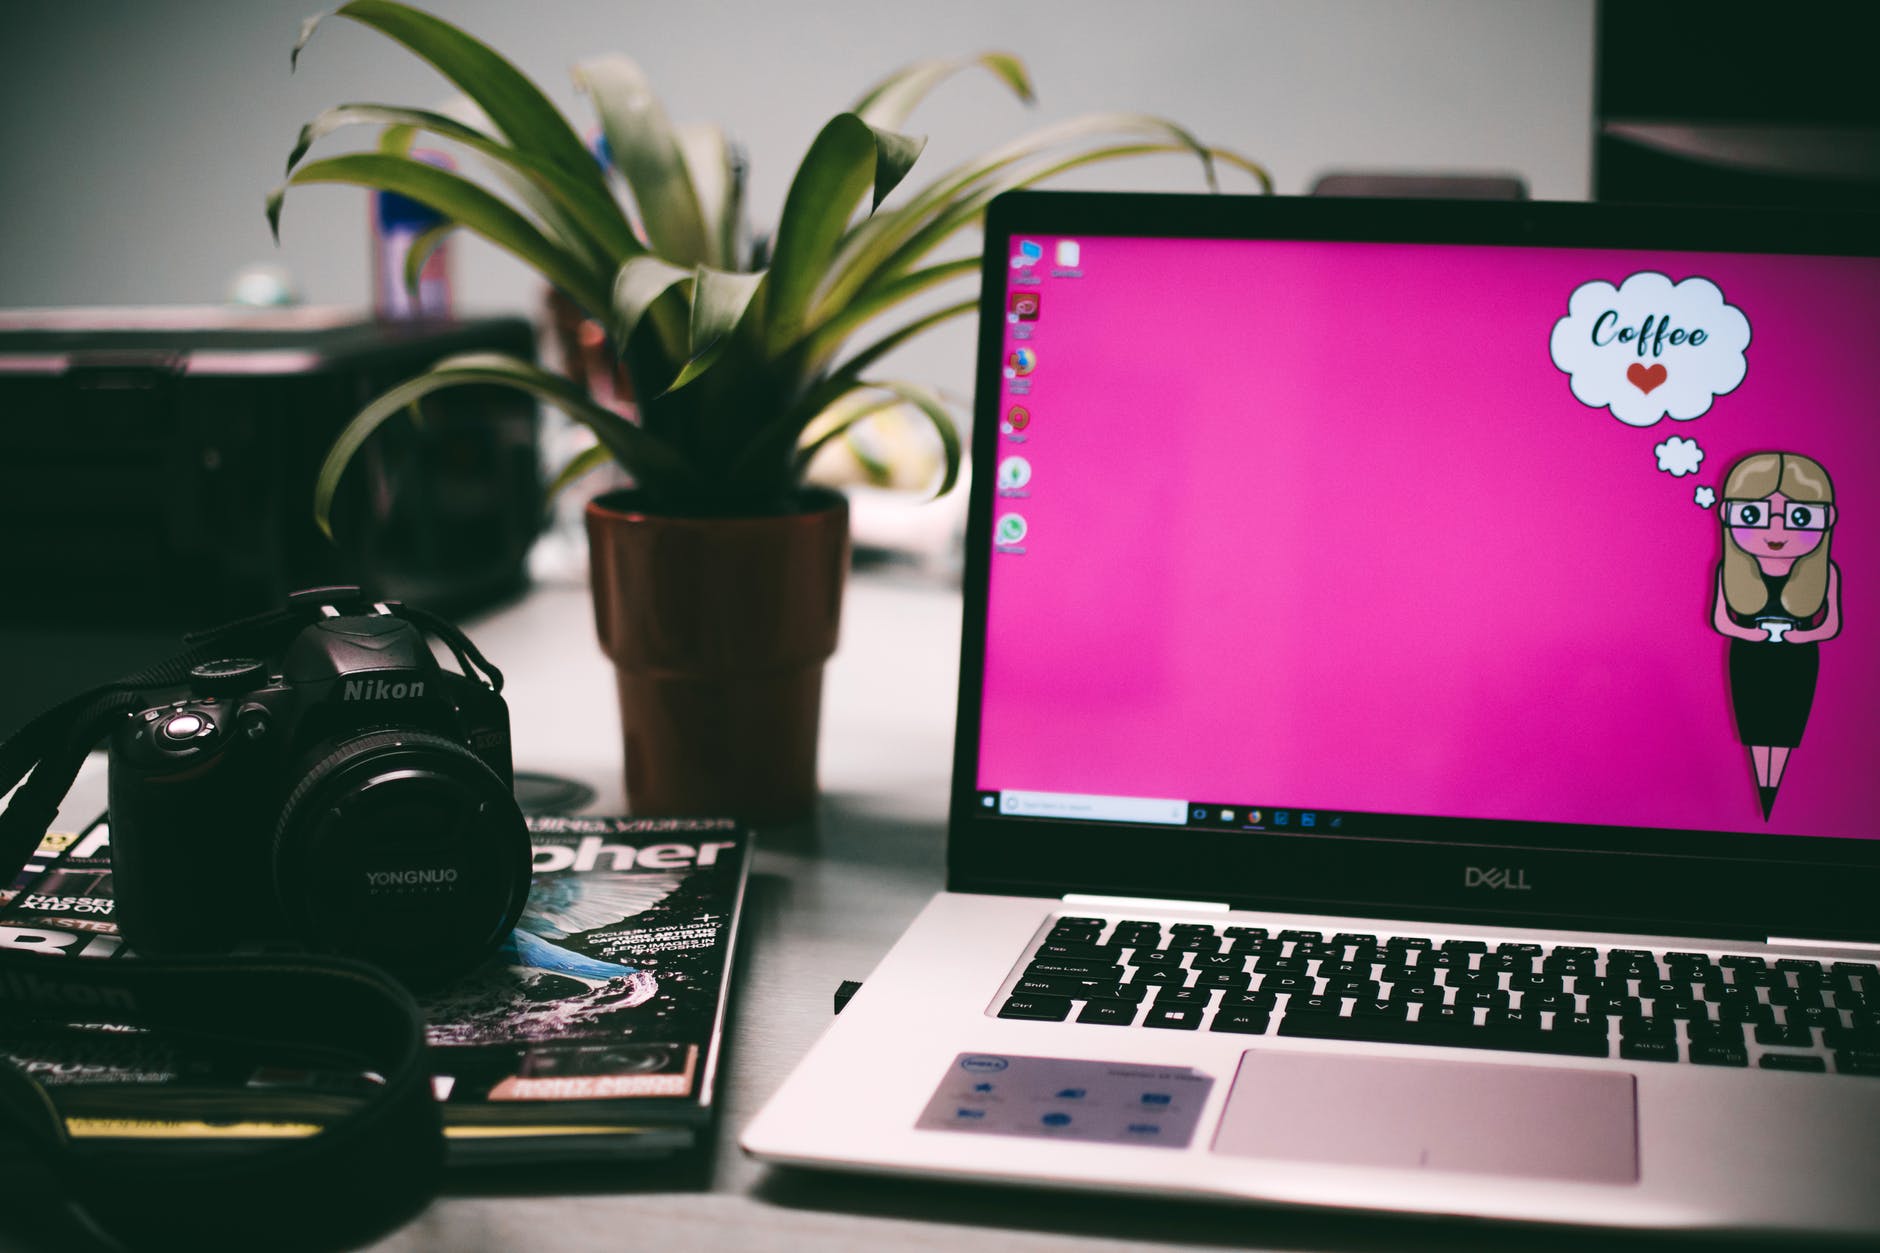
[0,308,544,736]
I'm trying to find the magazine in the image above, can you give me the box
[0,813,751,1164]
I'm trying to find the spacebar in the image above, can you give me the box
[1277,1012,1610,1058]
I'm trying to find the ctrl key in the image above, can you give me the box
[999,994,1072,1022]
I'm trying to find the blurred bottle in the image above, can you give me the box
[373,149,455,319]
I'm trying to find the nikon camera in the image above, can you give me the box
[107,607,531,982]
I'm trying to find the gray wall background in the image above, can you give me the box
[0,0,1593,391]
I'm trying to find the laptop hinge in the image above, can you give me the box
[1766,935,1880,956]
[1062,893,1230,913]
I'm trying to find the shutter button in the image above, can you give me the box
[160,712,211,742]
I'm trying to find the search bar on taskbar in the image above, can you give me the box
[998,791,1189,825]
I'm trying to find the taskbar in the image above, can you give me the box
[976,788,1349,834]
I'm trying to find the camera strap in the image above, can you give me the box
[0,587,496,1249]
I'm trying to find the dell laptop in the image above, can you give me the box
[743,192,1880,1236]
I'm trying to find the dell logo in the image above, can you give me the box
[342,678,425,701]
[1464,866,1532,891]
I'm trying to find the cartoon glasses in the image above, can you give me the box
[1722,499,1833,531]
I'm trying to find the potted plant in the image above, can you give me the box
[271,0,1267,821]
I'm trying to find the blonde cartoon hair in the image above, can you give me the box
[1721,451,1834,619]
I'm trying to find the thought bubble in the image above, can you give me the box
[1694,485,1717,509]
[1549,272,1750,427]
[1655,435,1705,477]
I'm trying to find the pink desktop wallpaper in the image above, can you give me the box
[977,236,1880,841]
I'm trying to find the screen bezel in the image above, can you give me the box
[949,191,1880,945]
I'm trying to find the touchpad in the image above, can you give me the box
[1213,1051,1637,1184]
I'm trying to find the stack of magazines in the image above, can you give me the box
[0,814,750,1164]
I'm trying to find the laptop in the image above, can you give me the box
[742,192,1880,1236]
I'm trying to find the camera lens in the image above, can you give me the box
[273,729,530,982]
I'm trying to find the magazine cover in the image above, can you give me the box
[0,813,751,1163]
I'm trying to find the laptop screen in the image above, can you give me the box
[971,225,1880,851]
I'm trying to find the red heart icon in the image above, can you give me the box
[1627,362,1668,394]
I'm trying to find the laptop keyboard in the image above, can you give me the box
[998,917,1880,1077]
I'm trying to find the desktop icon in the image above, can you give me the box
[1301,812,1317,828]
[1275,811,1290,826]
[1055,240,1080,268]
[997,456,1032,490]
[1012,239,1043,268]
[1220,809,1235,822]
[1003,405,1031,434]
[1248,810,1263,824]
[995,514,1028,546]
[1009,291,1040,320]
[1007,348,1036,376]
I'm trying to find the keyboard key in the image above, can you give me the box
[1759,1053,1826,1072]
[999,995,1072,1021]
[1776,958,1825,981]
[1619,1036,1679,1062]
[1167,934,1225,955]
[1688,1021,1745,1048]
[1452,988,1510,1011]
[1444,970,1502,992]
[1830,962,1879,996]
[1785,1005,1843,1029]
[1755,1022,1813,1048]
[1352,998,1409,1022]
[1157,987,1213,1007]
[1129,967,1190,987]
[1075,999,1138,1026]
[1210,1007,1271,1035]
[1128,948,1186,968]
[1192,970,1253,991]
[1484,1009,1543,1032]
[1620,1016,1674,1041]
[1317,959,1375,980]
[1170,922,1218,936]
[1834,1050,1880,1077]
[1220,990,1279,1012]
[1253,973,1316,996]
[1524,993,1578,1017]
[1278,929,1324,943]
[1190,953,1244,973]
[1014,976,1087,997]
[1508,973,1564,996]
[1716,1000,1776,1025]
[1036,941,1122,962]
[1586,995,1644,1019]
[1333,933,1379,948]
[1222,926,1268,941]
[1287,994,1343,1016]
[1770,986,1826,1010]
[1027,959,1125,981]
[1054,917,1106,930]
[1386,981,1445,1006]
[1689,1040,1749,1067]
[1323,979,1381,1001]
[1384,936,1434,954]
[1253,955,1312,975]
[1088,981,1149,1003]
[1143,1004,1203,1030]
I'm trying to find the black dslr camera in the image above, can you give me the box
[105,598,531,981]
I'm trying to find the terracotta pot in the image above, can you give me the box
[585,488,849,822]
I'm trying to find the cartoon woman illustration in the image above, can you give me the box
[1711,452,1841,820]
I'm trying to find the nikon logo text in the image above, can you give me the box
[366,868,459,887]
[342,678,425,700]
[0,968,137,1013]
[1464,866,1532,891]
